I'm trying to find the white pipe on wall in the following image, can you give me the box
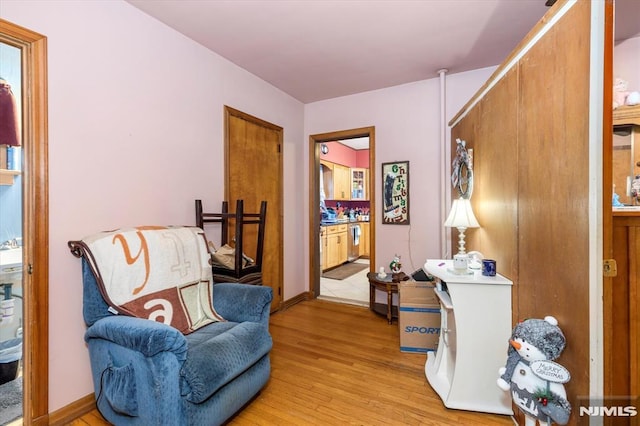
[437,68,449,259]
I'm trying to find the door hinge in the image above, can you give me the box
[278,287,281,296]
[277,144,281,153]
[603,259,617,277]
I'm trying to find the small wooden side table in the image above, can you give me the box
[367,272,399,324]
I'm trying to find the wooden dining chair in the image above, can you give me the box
[195,199,267,285]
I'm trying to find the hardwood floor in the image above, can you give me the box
[69,299,514,425]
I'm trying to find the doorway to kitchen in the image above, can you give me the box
[309,127,375,306]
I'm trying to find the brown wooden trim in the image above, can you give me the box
[613,216,640,227]
[0,18,49,425]
[613,105,640,126]
[631,225,640,415]
[602,0,615,403]
[308,127,375,300]
[224,105,283,131]
[48,394,96,426]
[309,136,320,297]
[279,291,312,311]
[613,210,640,217]
[368,128,376,271]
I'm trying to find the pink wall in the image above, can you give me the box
[4,0,305,412]
[614,36,640,95]
[356,149,369,168]
[319,141,369,167]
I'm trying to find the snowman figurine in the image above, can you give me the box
[389,254,402,274]
[497,316,571,426]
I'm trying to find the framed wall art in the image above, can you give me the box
[382,161,409,224]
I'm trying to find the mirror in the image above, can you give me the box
[613,122,640,208]
[0,39,24,424]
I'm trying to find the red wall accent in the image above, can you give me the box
[320,141,368,168]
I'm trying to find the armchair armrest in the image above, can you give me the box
[212,283,272,326]
[84,316,188,422]
[85,316,188,362]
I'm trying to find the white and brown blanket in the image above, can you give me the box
[79,226,224,334]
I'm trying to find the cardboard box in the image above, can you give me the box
[399,281,440,354]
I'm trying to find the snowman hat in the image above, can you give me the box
[512,316,566,361]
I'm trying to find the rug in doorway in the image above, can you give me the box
[322,262,368,280]
[0,376,22,425]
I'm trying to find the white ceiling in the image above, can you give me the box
[337,136,369,150]
[127,0,640,104]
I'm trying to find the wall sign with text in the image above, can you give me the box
[382,161,409,225]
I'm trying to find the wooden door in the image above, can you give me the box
[225,106,283,311]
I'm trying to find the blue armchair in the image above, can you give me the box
[69,231,273,426]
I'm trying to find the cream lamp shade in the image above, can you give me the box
[444,198,479,255]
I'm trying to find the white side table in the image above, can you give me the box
[423,259,513,415]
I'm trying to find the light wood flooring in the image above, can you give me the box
[68,299,514,425]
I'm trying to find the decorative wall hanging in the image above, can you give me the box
[451,138,473,199]
[382,161,409,224]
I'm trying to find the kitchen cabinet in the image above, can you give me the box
[612,124,640,206]
[612,105,640,206]
[359,222,370,257]
[351,168,367,200]
[324,224,348,270]
[333,164,351,200]
[321,160,368,201]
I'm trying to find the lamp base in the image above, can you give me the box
[456,226,468,255]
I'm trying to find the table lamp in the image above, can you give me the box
[444,198,479,255]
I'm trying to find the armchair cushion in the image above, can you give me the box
[212,283,272,325]
[181,321,272,403]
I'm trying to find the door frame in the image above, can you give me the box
[0,19,49,424]
[309,127,375,298]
